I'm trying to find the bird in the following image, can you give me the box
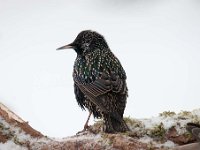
[57,30,129,133]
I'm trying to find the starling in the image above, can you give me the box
[57,30,129,133]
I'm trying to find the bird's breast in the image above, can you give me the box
[73,56,100,83]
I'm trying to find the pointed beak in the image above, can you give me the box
[56,43,74,50]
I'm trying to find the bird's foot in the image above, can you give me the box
[76,112,93,135]
[76,125,92,135]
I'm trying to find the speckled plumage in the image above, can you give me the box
[57,30,129,133]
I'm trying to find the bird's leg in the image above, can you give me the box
[76,112,92,134]
[83,111,92,130]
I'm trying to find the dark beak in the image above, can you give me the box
[56,43,74,50]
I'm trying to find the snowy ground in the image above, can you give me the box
[0,106,199,150]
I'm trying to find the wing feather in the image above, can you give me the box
[74,72,127,113]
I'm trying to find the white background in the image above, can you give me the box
[0,0,200,137]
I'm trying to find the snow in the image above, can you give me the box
[0,116,50,150]
[135,109,200,149]
[158,140,176,148]
[0,108,200,149]
[139,136,177,148]
[139,135,153,143]
[59,133,101,142]
[0,117,31,142]
[0,141,27,150]
[192,109,200,116]
[141,111,195,132]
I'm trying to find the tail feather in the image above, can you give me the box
[103,114,115,133]
[103,113,129,133]
[111,117,129,132]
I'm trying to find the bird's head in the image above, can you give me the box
[57,30,109,56]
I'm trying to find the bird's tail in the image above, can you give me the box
[103,113,129,133]
[111,117,129,132]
